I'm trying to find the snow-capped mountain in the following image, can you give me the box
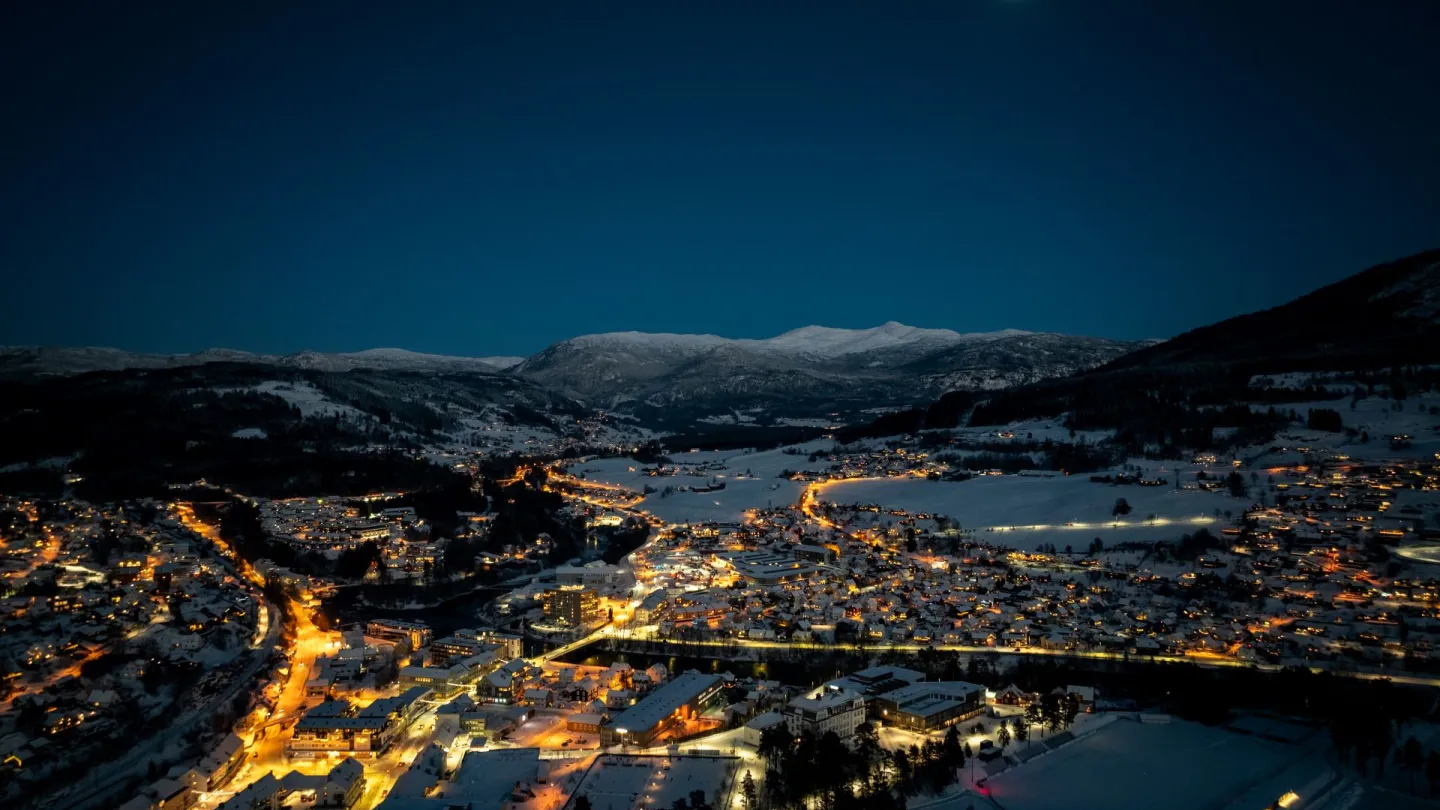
[511,323,1142,417]
[0,346,523,377]
[2,323,1142,428]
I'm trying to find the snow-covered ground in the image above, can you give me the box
[980,717,1329,810]
[942,417,1115,446]
[1258,393,1440,461]
[248,380,373,420]
[568,444,833,524]
[565,753,739,810]
[817,474,1231,551]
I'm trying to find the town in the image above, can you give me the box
[3,419,1439,810]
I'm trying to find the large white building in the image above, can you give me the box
[783,687,866,739]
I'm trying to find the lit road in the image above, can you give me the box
[174,504,343,809]
[51,507,283,810]
[802,477,1218,535]
[589,629,1440,688]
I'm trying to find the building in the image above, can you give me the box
[446,748,542,808]
[784,687,866,739]
[556,562,624,588]
[429,636,492,667]
[365,619,432,650]
[742,711,787,747]
[119,778,194,810]
[600,672,724,747]
[286,688,431,758]
[544,585,602,627]
[714,551,822,585]
[175,733,246,792]
[634,589,670,624]
[216,773,279,810]
[315,757,366,808]
[566,713,606,734]
[452,627,524,659]
[872,681,986,731]
[398,653,498,699]
[791,544,837,563]
[825,666,925,704]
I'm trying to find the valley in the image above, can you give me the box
[3,250,1440,810]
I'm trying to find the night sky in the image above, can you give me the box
[2,1,1437,357]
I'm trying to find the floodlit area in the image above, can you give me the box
[564,754,740,810]
[816,474,1228,551]
[979,718,1330,810]
[569,447,822,525]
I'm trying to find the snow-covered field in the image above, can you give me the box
[817,474,1230,551]
[982,718,1327,810]
[1248,393,1440,462]
[569,444,831,524]
[945,417,1115,446]
[566,754,738,810]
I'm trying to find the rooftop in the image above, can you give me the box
[609,672,722,735]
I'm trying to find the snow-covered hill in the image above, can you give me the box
[512,323,1141,415]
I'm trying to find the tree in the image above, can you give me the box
[689,789,707,809]
[1014,717,1029,744]
[740,771,757,810]
[764,769,786,810]
[574,797,592,810]
[854,722,882,781]
[1025,702,1044,736]
[998,722,1011,750]
[1226,471,1248,499]
[1403,737,1424,793]
[1112,498,1132,518]
[757,723,791,770]
[942,724,964,770]
[890,748,913,791]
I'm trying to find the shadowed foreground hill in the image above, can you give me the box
[1097,248,1440,373]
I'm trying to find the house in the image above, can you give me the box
[992,684,1033,706]
[319,757,366,807]
[566,713,606,734]
[1066,685,1097,710]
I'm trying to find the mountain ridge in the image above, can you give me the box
[1,323,1147,426]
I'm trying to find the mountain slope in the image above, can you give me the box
[839,248,1440,446]
[1097,248,1440,374]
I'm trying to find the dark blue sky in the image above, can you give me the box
[3,1,1437,357]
